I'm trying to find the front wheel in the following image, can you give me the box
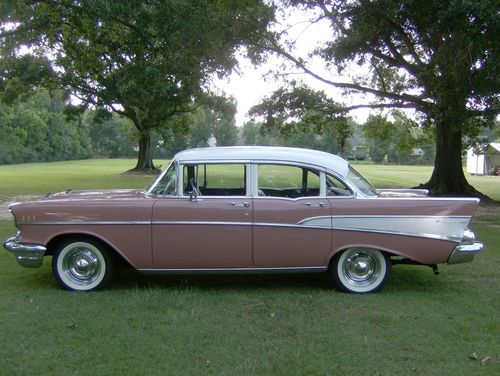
[330,248,390,293]
[52,238,114,291]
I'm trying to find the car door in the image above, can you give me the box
[152,163,252,269]
[252,164,332,268]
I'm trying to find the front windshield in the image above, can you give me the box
[347,165,378,197]
[148,162,177,196]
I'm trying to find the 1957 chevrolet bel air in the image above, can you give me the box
[4,147,484,293]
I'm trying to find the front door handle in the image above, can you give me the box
[304,202,325,208]
[230,202,250,207]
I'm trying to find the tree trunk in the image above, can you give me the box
[420,119,484,198]
[129,129,159,173]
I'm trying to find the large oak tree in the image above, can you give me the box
[260,0,499,196]
[0,0,273,171]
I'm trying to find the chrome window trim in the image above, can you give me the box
[151,159,368,200]
[255,162,327,199]
[252,195,325,202]
[147,160,177,196]
[178,162,252,198]
[325,170,355,198]
[177,195,252,200]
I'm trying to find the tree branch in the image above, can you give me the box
[263,36,431,110]
[344,103,417,111]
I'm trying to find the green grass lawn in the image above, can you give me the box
[0,159,168,198]
[0,159,499,375]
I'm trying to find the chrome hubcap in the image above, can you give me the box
[64,248,101,285]
[343,251,379,284]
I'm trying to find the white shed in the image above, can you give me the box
[466,142,500,175]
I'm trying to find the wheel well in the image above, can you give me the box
[46,233,132,268]
[327,247,396,270]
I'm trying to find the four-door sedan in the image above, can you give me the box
[4,147,484,293]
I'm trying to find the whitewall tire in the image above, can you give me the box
[52,238,114,291]
[330,248,390,293]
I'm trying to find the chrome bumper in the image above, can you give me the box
[447,230,484,265]
[3,236,47,268]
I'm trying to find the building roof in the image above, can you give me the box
[174,146,349,176]
[478,142,500,154]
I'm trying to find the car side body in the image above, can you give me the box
[4,146,484,293]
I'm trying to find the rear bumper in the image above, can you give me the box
[447,241,484,264]
[3,235,46,268]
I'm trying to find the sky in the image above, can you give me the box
[213,8,374,127]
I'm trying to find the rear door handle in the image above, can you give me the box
[230,202,250,207]
[304,202,325,208]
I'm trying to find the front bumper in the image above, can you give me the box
[447,230,484,265]
[3,235,47,268]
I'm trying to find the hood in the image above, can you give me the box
[43,189,144,201]
[8,189,145,211]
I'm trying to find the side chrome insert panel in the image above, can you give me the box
[299,215,471,242]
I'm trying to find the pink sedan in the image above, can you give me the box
[4,147,484,293]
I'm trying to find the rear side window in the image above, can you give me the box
[183,164,246,196]
[257,164,321,198]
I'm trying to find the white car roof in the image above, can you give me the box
[174,146,349,176]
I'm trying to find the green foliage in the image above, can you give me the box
[84,111,137,158]
[189,110,213,148]
[0,0,274,170]
[250,85,353,154]
[362,113,435,165]
[274,0,499,194]
[0,90,90,164]
[243,121,278,146]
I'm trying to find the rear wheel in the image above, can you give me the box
[330,248,390,293]
[52,238,114,291]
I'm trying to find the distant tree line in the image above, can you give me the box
[0,89,240,164]
[0,90,89,164]
[0,88,448,166]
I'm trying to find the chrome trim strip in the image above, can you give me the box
[17,220,151,225]
[330,215,471,219]
[364,197,481,203]
[254,222,331,230]
[153,221,250,226]
[329,226,455,242]
[138,266,328,274]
